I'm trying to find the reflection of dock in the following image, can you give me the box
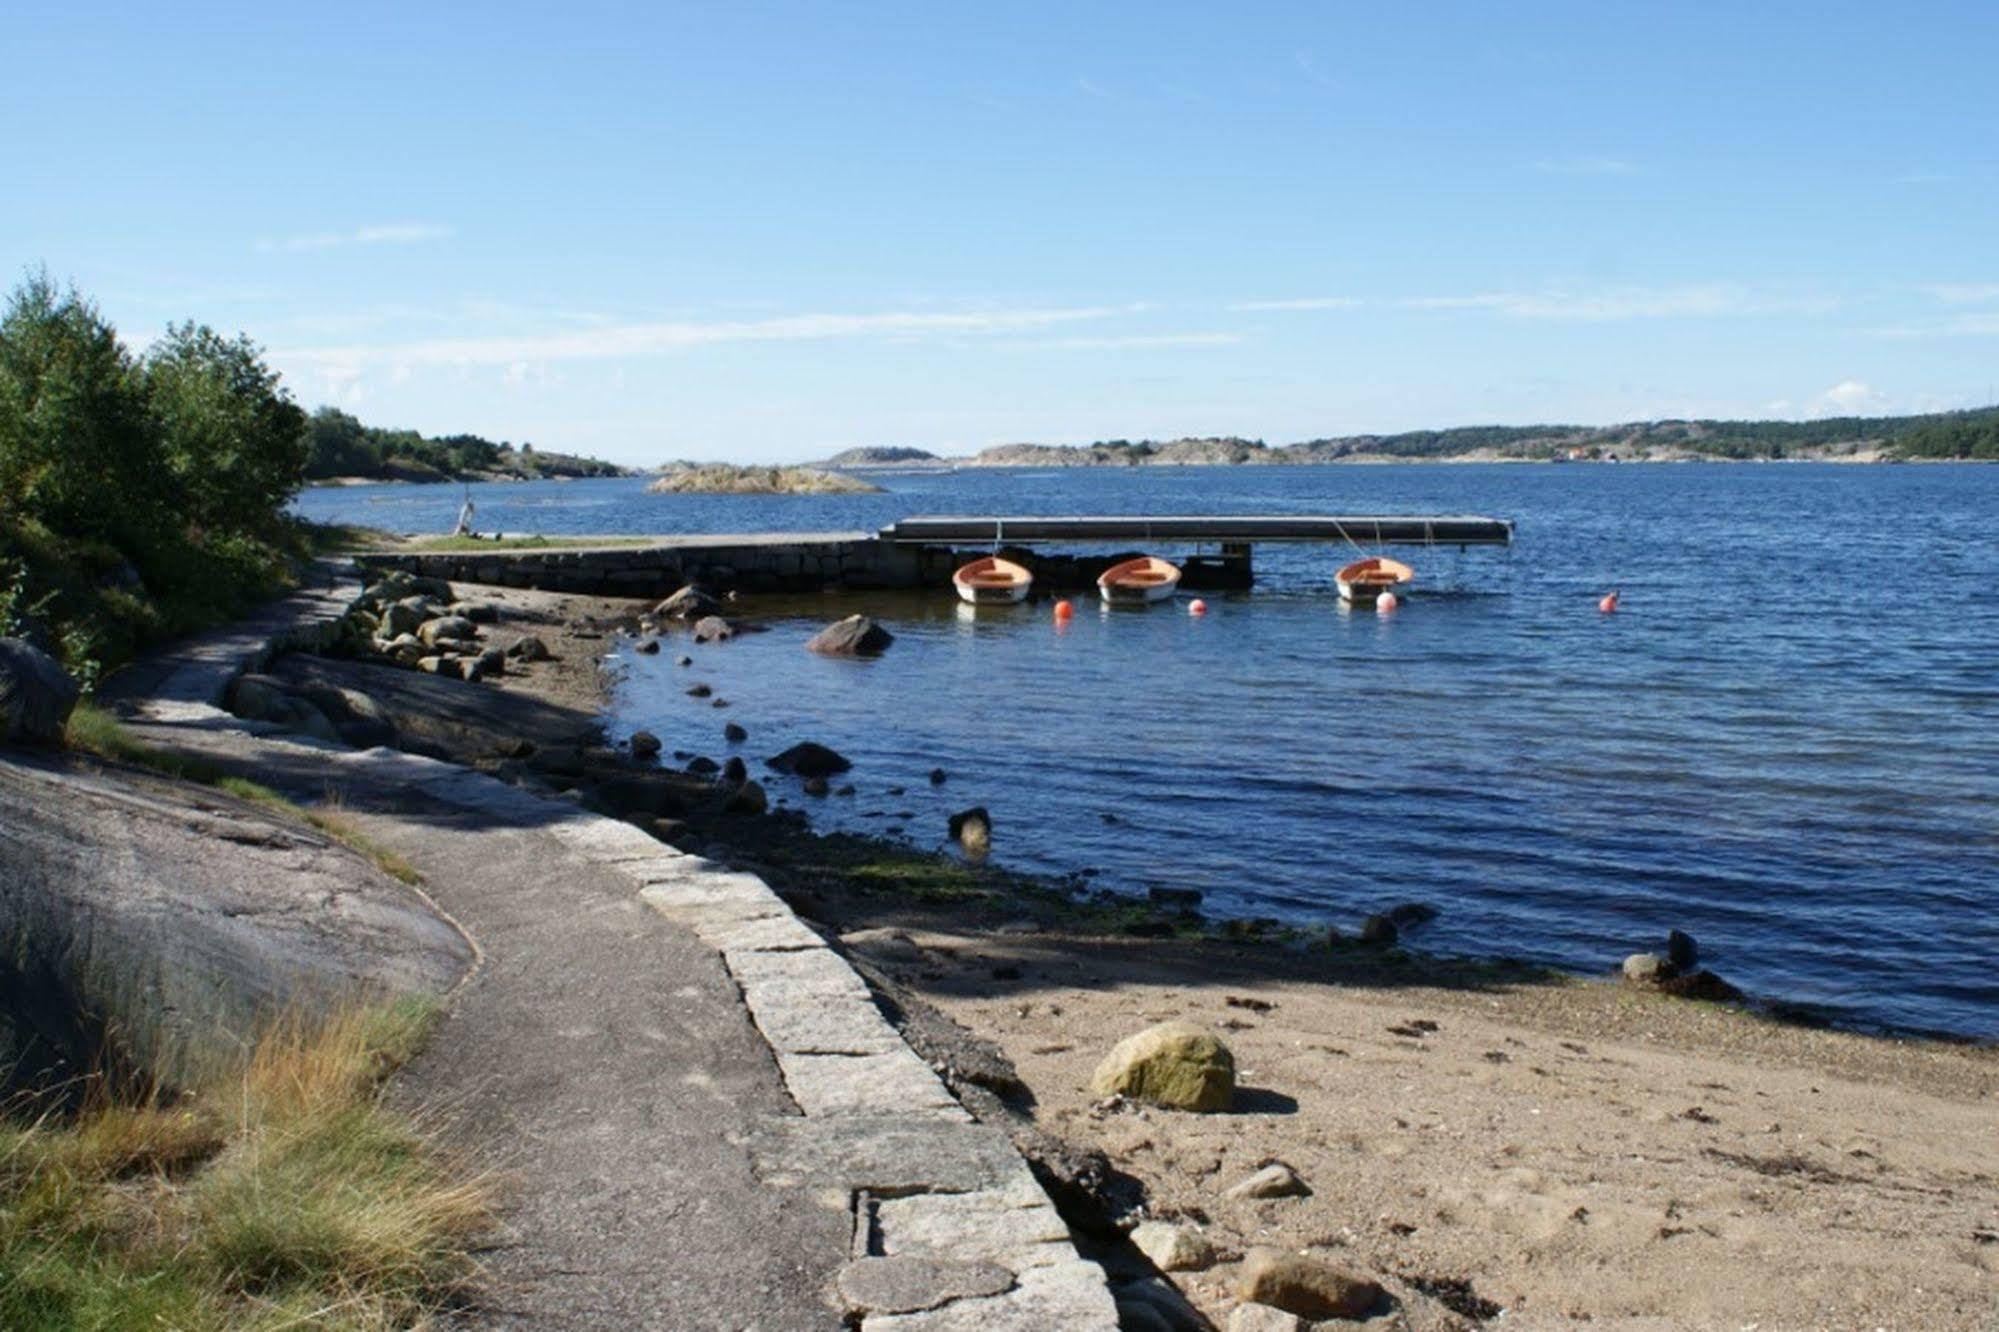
[879,514,1514,547]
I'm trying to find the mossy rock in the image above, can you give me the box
[1090,1020,1235,1111]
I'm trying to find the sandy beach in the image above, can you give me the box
[355,577,1999,1330]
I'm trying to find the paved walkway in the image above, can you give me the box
[103,578,1118,1331]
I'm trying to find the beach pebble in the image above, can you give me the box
[1227,1305,1308,1332]
[1090,1020,1235,1112]
[1130,1220,1218,1272]
[1224,1162,1311,1200]
[1234,1248,1382,1320]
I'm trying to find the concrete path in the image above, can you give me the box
[101,578,1119,1331]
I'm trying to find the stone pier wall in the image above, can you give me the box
[355,537,954,599]
[356,536,1253,598]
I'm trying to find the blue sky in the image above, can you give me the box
[8,2,1998,463]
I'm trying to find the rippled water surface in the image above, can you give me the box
[298,466,1999,1036]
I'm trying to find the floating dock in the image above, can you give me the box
[879,514,1514,547]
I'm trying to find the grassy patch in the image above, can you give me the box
[0,1000,488,1330]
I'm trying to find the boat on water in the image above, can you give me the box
[1097,555,1182,605]
[1335,555,1414,605]
[952,555,1034,604]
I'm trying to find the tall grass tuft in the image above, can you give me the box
[0,1000,489,1330]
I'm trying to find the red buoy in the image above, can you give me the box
[1599,589,1621,613]
[1188,598,1208,616]
[1377,591,1399,613]
[1053,599,1075,623]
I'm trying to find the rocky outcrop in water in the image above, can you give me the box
[806,614,894,657]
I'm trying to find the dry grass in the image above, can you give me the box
[0,1001,489,1330]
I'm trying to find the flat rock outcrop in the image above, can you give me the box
[0,751,472,1096]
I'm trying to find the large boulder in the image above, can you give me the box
[806,614,894,657]
[767,741,852,780]
[1234,1249,1382,1321]
[653,585,723,621]
[0,638,78,745]
[1090,1020,1235,1112]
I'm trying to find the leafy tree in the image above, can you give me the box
[0,271,158,547]
[144,323,307,537]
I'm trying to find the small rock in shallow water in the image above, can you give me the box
[1090,1020,1235,1112]
[721,756,747,785]
[675,655,693,667]
[1623,952,1675,983]
[692,615,735,643]
[928,767,947,785]
[724,780,767,815]
[1234,1248,1382,1320]
[686,756,719,776]
[629,731,661,760]
[948,806,991,856]
[1358,914,1398,946]
[1666,928,1700,970]
[635,638,660,655]
[723,722,747,743]
[767,741,852,779]
[803,776,829,796]
[686,683,712,698]
[1386,901,1439,928]
[1224,1162,1311,1200]
[806,613,894,657]
[652,584,722,621]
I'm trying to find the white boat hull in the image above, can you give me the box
[1100,579,1179,605]
[954,580,1030,605]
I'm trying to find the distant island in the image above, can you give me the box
[815,406,1999,469]
[646,463,881,495]
[305,407,631,484]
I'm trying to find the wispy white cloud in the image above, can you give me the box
[1867,312,1999,338]
[1926,283,1999,305]
[1820,379,1885,414]
[1533,155,1640,177]
[1229,296,1361,312]
[1027,332,1244,350]
[259,223,453,254]
[283,303,1142,371]
[1401,285,1787,321]
[1074,78,1111,99]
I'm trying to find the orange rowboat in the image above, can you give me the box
[952,555,1034,604]
[1097,555,1182,605]
[1335,556,1414,604]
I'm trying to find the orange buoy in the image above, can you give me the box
[1377,591,1399,613]
[1188,598,1208,616]
[1052,598,1075,623]
[1599,589,1621,613]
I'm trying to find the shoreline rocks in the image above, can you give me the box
[806,614,893,657]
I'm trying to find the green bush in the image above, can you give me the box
[0,269,315,681]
